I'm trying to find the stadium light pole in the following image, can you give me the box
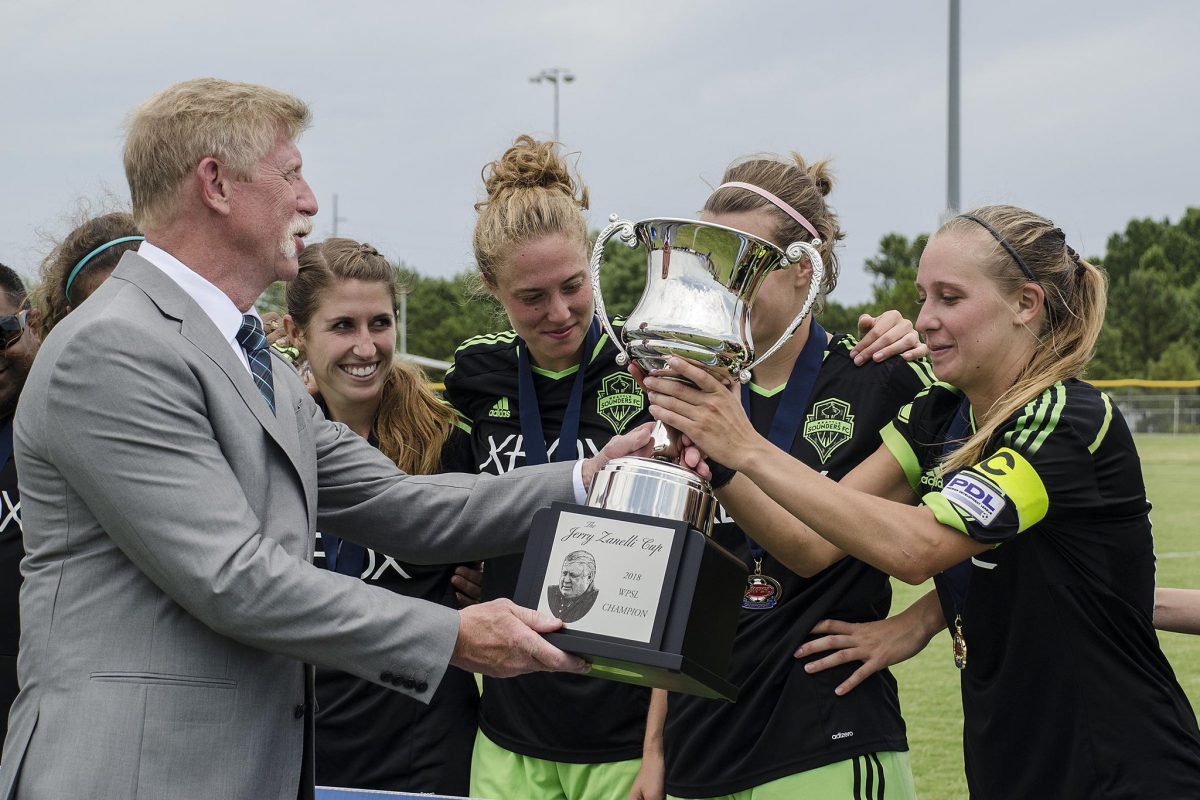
[944,0,961,223]
[530,67,575,141]
[330,193,349,237]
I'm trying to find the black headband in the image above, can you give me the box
[958,214,1038,283]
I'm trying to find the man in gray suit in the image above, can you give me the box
[0,78,653,799]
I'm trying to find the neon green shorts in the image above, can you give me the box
[470,729,642,800]
[667,750,915,800]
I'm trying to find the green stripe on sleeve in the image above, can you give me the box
[454,330,517,353]
[1004,392,1042,448]
[1029,384,1067,455]
[911,360,933,386]
[921,492,970,534]
[1014,389,1052,450]
[1088,393,1114,454]
[881,422,923,495]
[445,404,473,433]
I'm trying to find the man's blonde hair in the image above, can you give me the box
[124,78,311,229]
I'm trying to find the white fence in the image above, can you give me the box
[1107,391,1200,434]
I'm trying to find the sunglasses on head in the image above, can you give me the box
[0,309,28,350]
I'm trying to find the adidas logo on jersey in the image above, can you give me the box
[488,397,512,418]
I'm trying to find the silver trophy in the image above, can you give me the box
[587,215,825,533]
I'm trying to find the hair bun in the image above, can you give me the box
[478,134,589,211]
[790,153,835,197]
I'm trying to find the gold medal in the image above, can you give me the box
[742,558,783,610]
[952,613,968,670]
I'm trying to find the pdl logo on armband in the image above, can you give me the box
[942,473,1006,526]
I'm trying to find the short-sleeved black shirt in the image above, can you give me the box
[0,415,22,743]
[663,335,933,797]
[313,425,479,794]
[883,380,1200,799]
[444,320,654,763]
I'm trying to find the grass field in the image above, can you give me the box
[893,434,1200,798]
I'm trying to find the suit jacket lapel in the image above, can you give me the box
[112,254,312,497]
[269,359,318,507]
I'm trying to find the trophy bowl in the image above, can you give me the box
[587,215,825,532]
[592,216,824,385]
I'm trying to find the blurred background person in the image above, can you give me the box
[0,264,38,742]
[0,212,139,739]
[33,211,142,339]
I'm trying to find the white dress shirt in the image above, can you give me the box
[137,241,256,374]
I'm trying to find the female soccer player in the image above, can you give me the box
[631,155,930,800]
[445,137,926,800]
[643,205,1200,798]
[283,238,480,795]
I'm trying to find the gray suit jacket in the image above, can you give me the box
[0,253,574,799]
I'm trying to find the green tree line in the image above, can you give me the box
[257,208,1200,380]
[817,209,1200,380]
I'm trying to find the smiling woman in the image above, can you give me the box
[281,238,480,794]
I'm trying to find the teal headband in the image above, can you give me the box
[66,236,144,304]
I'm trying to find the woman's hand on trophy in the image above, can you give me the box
[642,358,761,472]
[451,562,485,607]
[851,309,928,365]
[580,422,656,492]
[626,364,715,481]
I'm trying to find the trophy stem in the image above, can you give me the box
[650,419,680,461]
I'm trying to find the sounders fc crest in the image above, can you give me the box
[803,398,855,463]
[596,372,645,434]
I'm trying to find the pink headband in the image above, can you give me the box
[716,181,820,241]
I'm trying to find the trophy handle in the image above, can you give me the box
[591,214,639,366]
[741,241,825,382]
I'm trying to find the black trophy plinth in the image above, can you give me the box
[515,502,747,701]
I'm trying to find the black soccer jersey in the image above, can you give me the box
[444,319,654,763]
[663,334,934,797]
[883,380,1200,799]
[313,426,479,794]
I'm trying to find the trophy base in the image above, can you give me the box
[543,630,739,701]
[586,455,715,534]
[516,503,746,701]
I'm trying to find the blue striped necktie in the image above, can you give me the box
[236,314,276,414]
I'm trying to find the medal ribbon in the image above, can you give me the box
[933,397,974,667]
[517,318,601,466]
[738,319,827,563]
[320,410,376,578]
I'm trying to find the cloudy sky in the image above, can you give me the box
[3,0,1197,305]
